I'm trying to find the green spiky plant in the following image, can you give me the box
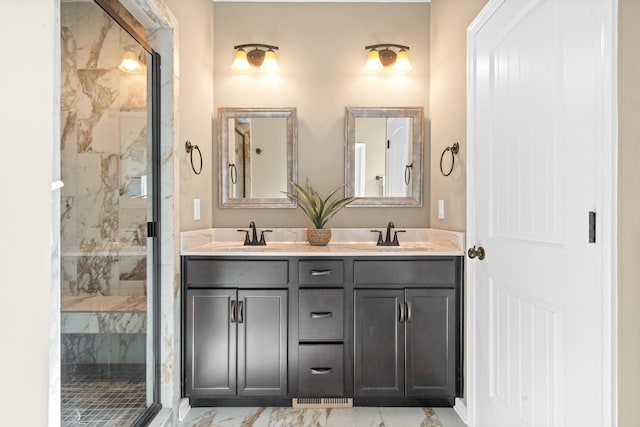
[283,180,356,229]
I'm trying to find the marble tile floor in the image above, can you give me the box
[179,406,467,427]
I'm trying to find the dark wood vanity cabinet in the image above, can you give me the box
[183,258,288,400]
[185,288,287,397]
[352,258,462,404]
[182,255,462,406]
[354,288,456,398]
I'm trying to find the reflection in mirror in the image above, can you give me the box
[219,108,297,208]
[345,107,423,206]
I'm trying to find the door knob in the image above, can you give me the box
[468,245,486,260]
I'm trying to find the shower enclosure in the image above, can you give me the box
[59,1,160,425]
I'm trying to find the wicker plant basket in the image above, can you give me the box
[307,228,331,246]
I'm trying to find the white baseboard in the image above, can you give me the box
[454,397,468,425]
[178,397,191,422]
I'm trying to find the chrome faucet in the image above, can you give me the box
[237,221,272,246]
[371,221,405,246]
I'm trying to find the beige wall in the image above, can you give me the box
[166,0,214,232]
[0,1,55,425]
[213,2,430,228]
[429,0,487,231]
[617,0,640,424]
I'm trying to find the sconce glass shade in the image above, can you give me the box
[364,49,383,73]
[231,48,250,72]
[393,49,412,73]
[260,49,279,73]
[119,51,143,73]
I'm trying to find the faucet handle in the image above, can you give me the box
[259,230,273,245]
[237,229,250,245]
[370,230,384,245]
[392,230,406,244]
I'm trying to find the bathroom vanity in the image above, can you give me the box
[180,229,464,407]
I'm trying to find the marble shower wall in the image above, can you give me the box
[60,2,149,298]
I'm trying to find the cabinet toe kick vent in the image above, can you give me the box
[292,398,353,408]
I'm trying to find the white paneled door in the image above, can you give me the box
[467,0,616,426]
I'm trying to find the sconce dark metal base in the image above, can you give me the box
[378,48,397,66]
[247,49,265,66]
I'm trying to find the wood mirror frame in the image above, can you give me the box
[345,106,424,207]
[218,107,297,208]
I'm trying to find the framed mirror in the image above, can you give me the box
[218,107,297,208]
[345,106,424,206]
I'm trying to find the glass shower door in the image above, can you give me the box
[59,2,159,425]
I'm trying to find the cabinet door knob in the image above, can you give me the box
[310,367,333,375]
[406,301,412,323]
[467,245,486,260]
[399,302,406,323]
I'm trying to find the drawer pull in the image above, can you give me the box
[310,269,332,276]
[310,367,333,375]
[310,312,333,319]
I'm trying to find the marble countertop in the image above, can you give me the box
[181,228,465,257]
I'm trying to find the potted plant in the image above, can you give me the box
[283,180,356,246]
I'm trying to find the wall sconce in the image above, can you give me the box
[363,44,412,73]
[231,43,279,73]
[118,51,145,73]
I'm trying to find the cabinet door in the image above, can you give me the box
[405,288,456,397]
[185,289,236,396]
[237,289,288,396]
[354,289,404,396]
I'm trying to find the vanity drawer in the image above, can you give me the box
[298,344,344,396]
[353,259,457,286]
[299,289,343,341]
[184,259,288,286]
[298,260,344,286]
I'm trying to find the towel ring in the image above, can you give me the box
[185,141,203,175]
[439,142,459,177]
[404,163,413,185]
[229,163,238,184]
